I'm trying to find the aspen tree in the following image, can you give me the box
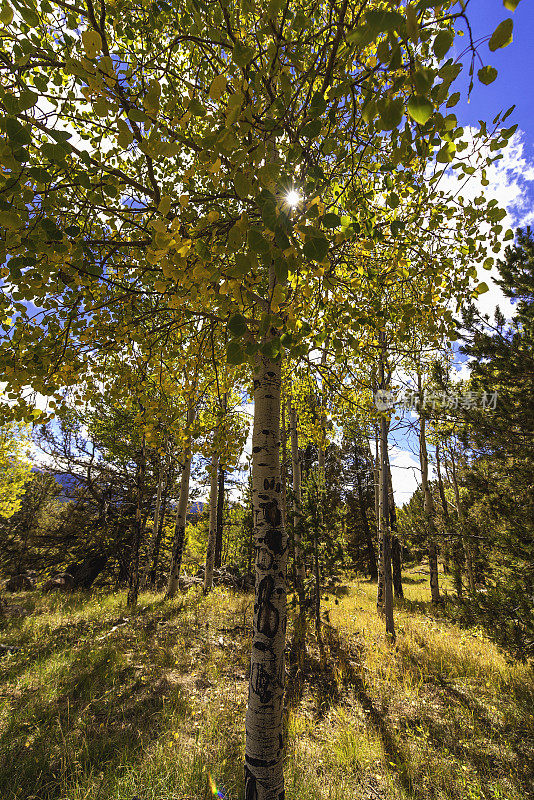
[166,406,195,599]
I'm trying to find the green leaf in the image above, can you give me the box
[5,118,31,146]
[503,0,521,11]
[227,313,248,337]
[20,6,39,26]
[17,90,38,111]
[0,4,14,23]
[478,66,498,85]
[188,98,206,117]
[27,167,53,183]
[260,339,280,359]
[436,143,455,163]
[364,9,404,33]
[234,252,253,277]
[226,340,245,365]
[321,213,341,228]
[407,96,433,125]
[261,200,277,231]
[248,227,270,254]
[302,119,322,139]
[387,193,399,210]
[489,18,513,51]
[475,282,489,294]
[233,40,254,67]
[414,67,434,94]
[303,233,329,262]
[274,257,288,283]
[234,172,252,199]
[347,27,375,48]
[433,31,453,59]
[379,98,403,130]
[446,92,460,108]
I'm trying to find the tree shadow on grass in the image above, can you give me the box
[395,633,534,798]
[0,600,193,800]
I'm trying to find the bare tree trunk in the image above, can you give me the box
[280,400,288,531]
[166,406,195,599]
[214,465,225,569]
[435,442,451,573]
[385,452,403,599]
[375,425,385,611]
[204,450,219,593]
[141,452,167,588]
[449,449,476,595]
[245,353,287,800]
[127,438,146,608]
[379,413,395,638]
[378,339,394,638]
[418,385,440,605]
[288,399,305,590]
[355,467,378,581]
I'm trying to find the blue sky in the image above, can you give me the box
[455,0,533,157]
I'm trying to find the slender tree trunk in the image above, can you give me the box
[375,425,385,611]
[418,389,440,605]
[280,400,288,531]
[355,466,378,581]
[204,450,219,593]
[127,438,146,608]
[379,411,395,638]
[141,454,167,588]
[148,475,169,587]
[166,406,195,599]
[288,399,305,591]
[435,443,451,574]
[385,453,403,599]
[245,353,287,800]
[449,450,476,594]
[214,465,225,569]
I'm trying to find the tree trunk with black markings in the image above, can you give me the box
[244,353,287,800]
[418,398,440,605]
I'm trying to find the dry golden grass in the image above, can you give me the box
[0,568,532,800]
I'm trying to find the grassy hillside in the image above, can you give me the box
[0,570,532,800]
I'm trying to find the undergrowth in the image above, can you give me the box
[0,569,532,800]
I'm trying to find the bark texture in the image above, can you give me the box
[245,354,287,800]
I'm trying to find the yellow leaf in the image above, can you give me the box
[179,194,189,207]
[209,73,227,101]
[82,29,102,59]
[158,195,172,216]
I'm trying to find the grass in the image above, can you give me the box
[0,569,532,800]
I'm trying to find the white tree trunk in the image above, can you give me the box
[379,411,395,638]
[245,353,287,800]
[166,407,195,598]
[418,401,440,605]
[204,450,219,593]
